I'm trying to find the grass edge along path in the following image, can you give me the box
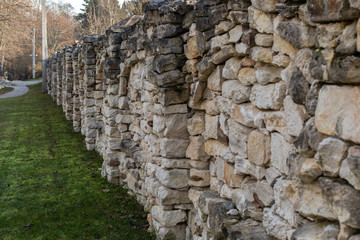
[0,87,13,95]
[0,83,155,240]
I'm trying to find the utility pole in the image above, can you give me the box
[32,28,36,79]
[41,0,48,93]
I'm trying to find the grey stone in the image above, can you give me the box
[339,147,360,191]
[307,0,360,22]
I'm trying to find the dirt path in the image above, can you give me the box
[0,80,42,99]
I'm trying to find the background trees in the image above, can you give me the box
[0,0,148,80]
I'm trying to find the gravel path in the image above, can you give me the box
[0,80,42,99]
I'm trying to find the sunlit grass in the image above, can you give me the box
[0,83,154,240]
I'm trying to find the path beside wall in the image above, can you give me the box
[46,0,360,239]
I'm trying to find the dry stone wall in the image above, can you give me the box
[46,0,360,239]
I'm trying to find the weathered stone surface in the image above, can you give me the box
[272,34,297,58]
[208,66,225,92]
[231,103,262,128]
[212,45,236,65]
[316,22,345,49]
[197,57,216,82]
[186,136,209,161]
[228,25,243,43]
[275,17,316,49]
[284,96,306,137]
[228,119,252,157]
[340,146,360,191]
[155,168,189,189]
[298,158,322,183]
[205,114,218,140]
[276,3,299,18]
[250,47,274,64]
[224,161,243,188]
[148,70,185,87]
[263,205,293,240]
[297,182,337,220]
[266,167,282,186]
[187,112,205,136]
[153,54,185,74]
[215,21,234,35]
[222,80,251,104]
[235,156,266,180]
[294,48,316,84]
[271,133,293,174]
[317,137,348,177]
[255,181,274,206]
[248,6,274,34]
[250,82,287,110]
[320,177,360,229]
[336,21,357,55]
[255,65,282,85]
[156,186,190,205]
[160,138,190,158]
[227,218,272,240]
[315,86,360,144]
[251,0,279,13]
[255,33,274,47]
[291,222,338,240]
[307,0,360,22]
[238,68,257,86]
[222,57,241,80]
[205,140,228,157]
[247,130,271,166]
[152,206,187,227]
[184,36,201,60]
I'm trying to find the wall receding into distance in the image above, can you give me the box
[46,0,360,239]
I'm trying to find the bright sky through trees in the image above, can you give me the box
[62,0,126,13]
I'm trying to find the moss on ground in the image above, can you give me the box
[0,83,155,240]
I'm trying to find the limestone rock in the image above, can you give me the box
[317,137,348,177]
[248,6,274,34]
[222,57,241,80]
[222,80,251,104]
[271,133,293,174]
[228,25,243,43]
[151,206,187,227]
[227,219,272,240]
[208,65,225,92]
[315,86,360,144]
[228,119,252,157]
[187,112,205,136]
[291,222,338,240]
[215,21,235,35]
[299,158,322,183]
[235,156,266,180]
[231,103,262,128]
[250,82,286,110]
[263,205,294,240]
[275,17,316,49]
[189,169,210,187]
[250,47,274,64]
[284,96,306,137]
[339,146,360,191]
[186,136,209,161]
[307,0,360,22]
[155,168,189,189]
[250,0,279,13]
[319,177,360,229]
[336,21,357,55]
[156,186,190,205]
[255,33,274,47]
[238,68,257,86]
[160,138,190,158]
[297,182,337,221]
[255,181,274,206]
[247,130,271,166]
[184,36,201,60]
[255,65,282,85]
[205,114,219,140]
[212,45,236,65]
[224,161,243,188]
[316,22,345,49]
[272,34,298,59]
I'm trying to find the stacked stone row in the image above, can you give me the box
[72,44,81,132]
[45,0,360,239]
[63,46,74,121]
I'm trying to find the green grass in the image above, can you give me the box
[0,87,13,95]
[0,83,155,240]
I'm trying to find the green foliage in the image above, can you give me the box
[0,83,155,240]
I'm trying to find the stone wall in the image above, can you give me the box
[46,0,360,239]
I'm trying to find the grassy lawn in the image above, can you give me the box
[0,87,13,95]
[0,83,155,240]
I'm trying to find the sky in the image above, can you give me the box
[61,0,126,14]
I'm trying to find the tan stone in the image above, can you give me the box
[250,47,274,64]
[231,103,262,128]
[249,6,274,34]
[248,130,271,166]
[187,112,205,136]
[186,136,209,161]
[315,86,360,144]
[185,36,201,60]
[205,140,228,157]
[189,169,210,187]
[255,33,274,47]
[272,34,297,58]
[299,158,322,183]
[208,65,225,92]
[238,68,257,86]
[224,161,243,188]
[271,133,294,174]
[205,114,219,140]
